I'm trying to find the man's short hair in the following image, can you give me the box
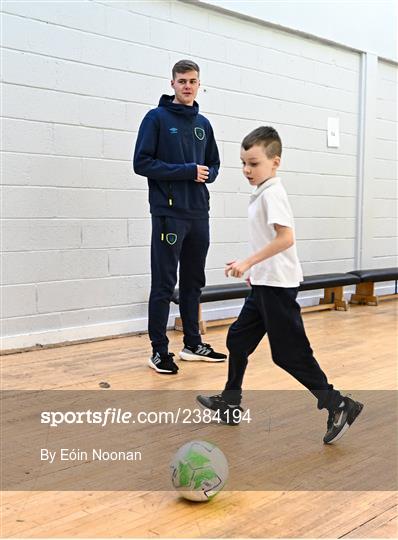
[172,59,200,79]
[242,126,282,158]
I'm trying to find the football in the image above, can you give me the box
[170,440,229,502]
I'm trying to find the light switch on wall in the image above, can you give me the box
[327,117,340,148]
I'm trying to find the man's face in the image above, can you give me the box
[240,144,280,186]
[171,70,200,106]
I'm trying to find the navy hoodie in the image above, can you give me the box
[133,94,220,219]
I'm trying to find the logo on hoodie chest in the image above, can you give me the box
[169,127,178,134]
[194,127,205,141]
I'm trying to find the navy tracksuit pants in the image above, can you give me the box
[221,285,342,411]
[148,216,209,355]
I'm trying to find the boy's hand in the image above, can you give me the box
[225,259,252,278]
[196,165,209,182]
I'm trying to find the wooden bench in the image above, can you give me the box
[298,273,360,311]
[172,273,361,334]
[349,268,398,305]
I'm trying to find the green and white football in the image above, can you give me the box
[170,440,229,502]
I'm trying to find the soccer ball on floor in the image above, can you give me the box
[170,440,229,502]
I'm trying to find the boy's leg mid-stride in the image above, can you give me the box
[197,287,363,442]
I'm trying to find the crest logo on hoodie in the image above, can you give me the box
[194,127,205,141]
[169,127,178,134]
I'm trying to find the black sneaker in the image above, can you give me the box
[179,343,227,362]
[196,394,243,425]
[148,352,179,374]
[323,396,364,444]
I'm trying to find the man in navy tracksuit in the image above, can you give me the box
[134,59,226,374]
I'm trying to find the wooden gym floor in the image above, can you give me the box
[2,301,397,538]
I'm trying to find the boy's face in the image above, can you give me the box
[240,144,280,186]
[171,70,200,106]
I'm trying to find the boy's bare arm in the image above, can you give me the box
[225,224,294,278]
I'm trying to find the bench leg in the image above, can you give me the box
[350,282,378,306]
[175,305,207,334]
[174,316,183,332]
[319,286,348,311]
[198,304,206,335]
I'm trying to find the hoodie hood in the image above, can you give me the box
[158,94,199,118]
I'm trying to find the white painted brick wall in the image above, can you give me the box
[128,219,152,247]
[2,250,109,285]
[82,220,129,248]
[2,220,82,251]
[3,187,149,219]
[1,0,395,349]
[108,247,151,276]
[206,242,249,268]
[2,285,37,318]
[37,276,150,313]
[372,61,398,269]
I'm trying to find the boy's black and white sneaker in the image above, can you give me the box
[179,343,227,362]
[196,394,243,425]
[323,396,364,444]
[148,352,179,374]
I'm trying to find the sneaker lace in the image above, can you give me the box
[327,400,347,429]
[158,352,176,367]
[327,410,334,430]
[166,352,176,364]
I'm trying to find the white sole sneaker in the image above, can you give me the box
[196,396,242,425]
[325,422,350,443]
[323,400,364,444]
[179,351,226,362]
[148,357,177,374]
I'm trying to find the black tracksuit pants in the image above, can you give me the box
[148,216,209,355]
[221,285,342,411]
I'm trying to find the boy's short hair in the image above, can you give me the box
[242,126,282,158]
[172,59,200,79]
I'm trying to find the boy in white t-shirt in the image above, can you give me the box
[197,126,363,444]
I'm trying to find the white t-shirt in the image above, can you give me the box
[248,176,303,287]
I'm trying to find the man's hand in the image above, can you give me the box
[196,165,209,182]
[225,259,252,278]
